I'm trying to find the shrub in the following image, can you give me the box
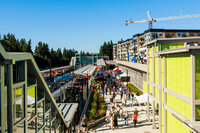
[128,83,143,96]
[93,92,99,102]
[99,103,107,110]
[97,109,106,117]
[91,101,98,110]
[89,108,97,119]
[99,96,104,103]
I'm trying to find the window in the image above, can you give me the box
[159,33,163,36]
[190,33,194,36]
[172,33,174,36]
[198,34,200,36]
[178,33,181,37]
[182,33,187,37]
[166,33,170,37]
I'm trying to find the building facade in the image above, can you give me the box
[113,29,200,62]
[143,37,200,133]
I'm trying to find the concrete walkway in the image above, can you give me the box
[93,91,159,133]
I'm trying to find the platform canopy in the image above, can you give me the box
[74,65,96,76]
[57,103,78,128]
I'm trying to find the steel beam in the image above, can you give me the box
[7,64,13,133]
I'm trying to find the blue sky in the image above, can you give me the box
[1,0,200,53]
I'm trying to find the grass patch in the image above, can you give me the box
[128,83,143,96]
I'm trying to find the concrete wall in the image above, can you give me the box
[118,64,147,91]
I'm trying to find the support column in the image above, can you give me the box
[24,61,28,132]
[7,64,13,133]
[152,44,156,129]
[163,56,167,133]
[158,56,162,133]
[0,66,5,133]
[146,46,150,121]
[191,54,195,122]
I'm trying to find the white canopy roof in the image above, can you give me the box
[135,93,153,103]
[120,73,130,77]
[16,95,35,105]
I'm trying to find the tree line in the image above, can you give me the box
[0,33,93,68]
[99,40,113,60]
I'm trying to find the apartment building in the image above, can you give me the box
[113,29,200,62]
[143,37,200,133]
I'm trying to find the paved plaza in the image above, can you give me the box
[93,91,159,133]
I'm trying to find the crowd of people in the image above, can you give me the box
[105,102,139,130]
[103,70,140,130]
[81,69,140,132]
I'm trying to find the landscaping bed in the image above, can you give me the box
[128,83,143,96]
[88,91,107,123]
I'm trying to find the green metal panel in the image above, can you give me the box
[166,111,192,133]
[195,54,200,99]
[166,54,191,98]
[166,93,191,119]
[161,42,184,51]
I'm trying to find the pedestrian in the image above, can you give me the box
[120,91,123,100]
[113,91,115,100]
[109,87,111,95]
[116,104,120,117]
[81,114,88,132]
[132,111,138,127]
[110,113,114,130]
[131,93,134,102]
[128,92,131,100]
[114,111,119,129]
[124,111,129,125]
[106,86,108,95]
[134,108,138,115]
[106,109,111,127]
[119,107,123,119]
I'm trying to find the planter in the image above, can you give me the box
[88,116,107,130]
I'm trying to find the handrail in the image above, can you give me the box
[77,84,94,132]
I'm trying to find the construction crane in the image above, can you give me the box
[125,11,200,29]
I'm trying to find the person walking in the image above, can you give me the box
[110,113,114,130]
[114,111,119,129]
[120,91,123,100]
[81,114,88,132]
[105,86,108,95]
[132,111,138,127]
[124,111,129,125]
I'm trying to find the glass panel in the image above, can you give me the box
[196,105,200,121]
[13,86,24,124]
[13,121,25,133]
[27,117,36,133]
[37,101,44,130]
[27,87,36,121]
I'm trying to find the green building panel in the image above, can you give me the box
[166,54,191,98]
[167,93,191,119]
[195,54,200,99]
[161,42,184,51]
[167,111,192,133]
